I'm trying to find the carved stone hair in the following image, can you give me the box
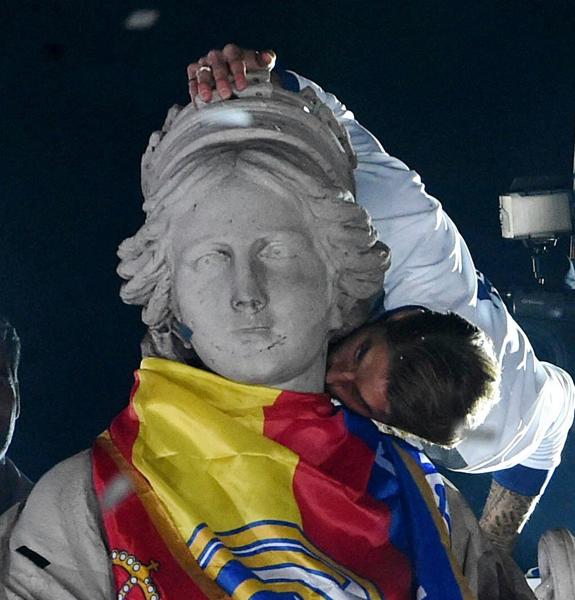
[118,86,390,361]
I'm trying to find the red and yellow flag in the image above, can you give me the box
[93,358,474,600]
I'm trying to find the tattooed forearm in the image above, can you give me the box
[478,478,539,553]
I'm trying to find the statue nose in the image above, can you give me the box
[230,259,268,314]
[231,297,265,314]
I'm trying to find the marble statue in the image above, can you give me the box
[117,77,389,385]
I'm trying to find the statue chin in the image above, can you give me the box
[190,333,327,392]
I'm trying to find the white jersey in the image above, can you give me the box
[292,72,575,474]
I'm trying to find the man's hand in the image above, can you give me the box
[187,44,276,103]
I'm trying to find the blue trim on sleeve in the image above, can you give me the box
[275,63,300,92]
[493,465,553,496]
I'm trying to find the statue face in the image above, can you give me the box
[0,344,17,459]
[171,176,336,391]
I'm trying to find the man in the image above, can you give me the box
[186,45,575,553]
[327,308,499,447]
[0,317,32,515]
[0,65,504,600]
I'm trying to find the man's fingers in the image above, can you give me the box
[222,43,243,62]
[241,49,276,73]
[207,49,233,99]
[229,59,247,91]
[258,49,277,69]
[187,45,278,103]
[187,62,199,101]
[222,44,247,90]
[196,58,215,102]
[187,58,218,102]
[242,50,262,71]
[188,78,199,101]
[187,62,198,81]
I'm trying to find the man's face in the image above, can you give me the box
[0,344,18,459]
[326,323,391,421]
[171,176,336,390]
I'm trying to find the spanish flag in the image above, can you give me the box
[93,358,474,599]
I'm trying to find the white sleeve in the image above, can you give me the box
[289,72,477,314]
[290,71,575,473]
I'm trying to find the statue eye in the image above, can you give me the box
[194,250,230,271]
[258,242,296,260]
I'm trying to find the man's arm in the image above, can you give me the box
[186,45,574,551]
[275,64,573,553]
[479,478,542,553]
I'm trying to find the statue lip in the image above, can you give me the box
[235,326,271,334]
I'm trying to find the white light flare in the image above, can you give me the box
[204,106,253,128]
[101,473,134,510]
[124,9,160,31]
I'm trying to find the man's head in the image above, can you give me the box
[326,309,500,446]
[118,86,389,390]
[0,317,20,460]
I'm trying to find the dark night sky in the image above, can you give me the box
[1,0,575,569]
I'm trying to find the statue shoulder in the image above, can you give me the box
[0,450,113,599]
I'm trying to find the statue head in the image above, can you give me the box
[0,317,20,460]
[118,82,389,391]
